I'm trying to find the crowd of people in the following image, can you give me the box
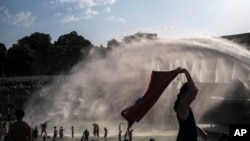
[1,67,232,141]
[0,106,230,141]
[0,109,124,141]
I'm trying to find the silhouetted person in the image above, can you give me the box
[104,127,108,138]
[96,124,99,138]
[53,126,58,140]
[92,123,96,137]
[118,123,122,141]
[174,68,208,141]
[32,126,38,141]
[124,130,128,140]
[83,129,89,141]
[71,126,74,138]
[59,126,64,139]
[40,122,47,136]
[128,129,133,141]
[8,109,32,141]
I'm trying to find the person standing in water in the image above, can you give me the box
[53,126,58,140]
[174,67,208,141]
[118,123,122,141]
[128,128,133,141]
[59,126,64,139]
[71,126,74,138]
[104,127,108,138]
[40,122,47,137]
[83,129,89,141]
[32,126,38,141]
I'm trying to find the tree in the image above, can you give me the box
[6,44,35,76]
[0,43,7,76]
[18,32,51,57]
[17,32,52,75]
[55,31,91,47]
[107,39,120,49]
[50,31,93,74]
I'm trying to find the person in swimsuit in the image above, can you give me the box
[40,122,47,136]
[174,68,208,141]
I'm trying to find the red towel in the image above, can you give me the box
[121,70,178,122]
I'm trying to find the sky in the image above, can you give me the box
[0,0,250,48]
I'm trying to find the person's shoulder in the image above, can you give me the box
[21,121,32,129]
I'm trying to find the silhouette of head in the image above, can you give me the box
[15,109,25,120]
[174,82,189,111]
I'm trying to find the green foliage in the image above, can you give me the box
[0,43,7,60]
[6,44,35,75]
[0,43,7,76]
[1,31,94,76]
[49,31,93,74]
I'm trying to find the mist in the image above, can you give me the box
[24,36,250,135]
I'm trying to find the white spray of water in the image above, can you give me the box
[24,36,250,135]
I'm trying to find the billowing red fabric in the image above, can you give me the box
[121,70,178,122]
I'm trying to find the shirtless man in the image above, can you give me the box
[8,109,32,141]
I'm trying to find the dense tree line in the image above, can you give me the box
[0,32,158,76]
[0,31,93,76]
[1,31,249,77]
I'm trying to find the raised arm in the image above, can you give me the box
[175,68,198,120]
[183,68,197,93]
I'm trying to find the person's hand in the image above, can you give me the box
[175,67,182,73]
[175,67,186,74]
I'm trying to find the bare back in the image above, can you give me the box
[8,120,32,141]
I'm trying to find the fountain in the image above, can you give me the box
[24,36,250,138]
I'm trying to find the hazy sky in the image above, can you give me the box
[1,0,250,47]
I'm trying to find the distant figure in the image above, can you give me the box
[104,127,108,138]
[124,130,128,140]
[128,129,133,141]
[53,126,58,140]
[96,124,99,138]
[41,122,47,136]
[118,123,122,141]
[174,68,208,141]
[32,126,38,141]
[59,126,64,139]
[92,123,96,137]
[8,109,32,141]
[71,126,74,138]
[83,129,89,141]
